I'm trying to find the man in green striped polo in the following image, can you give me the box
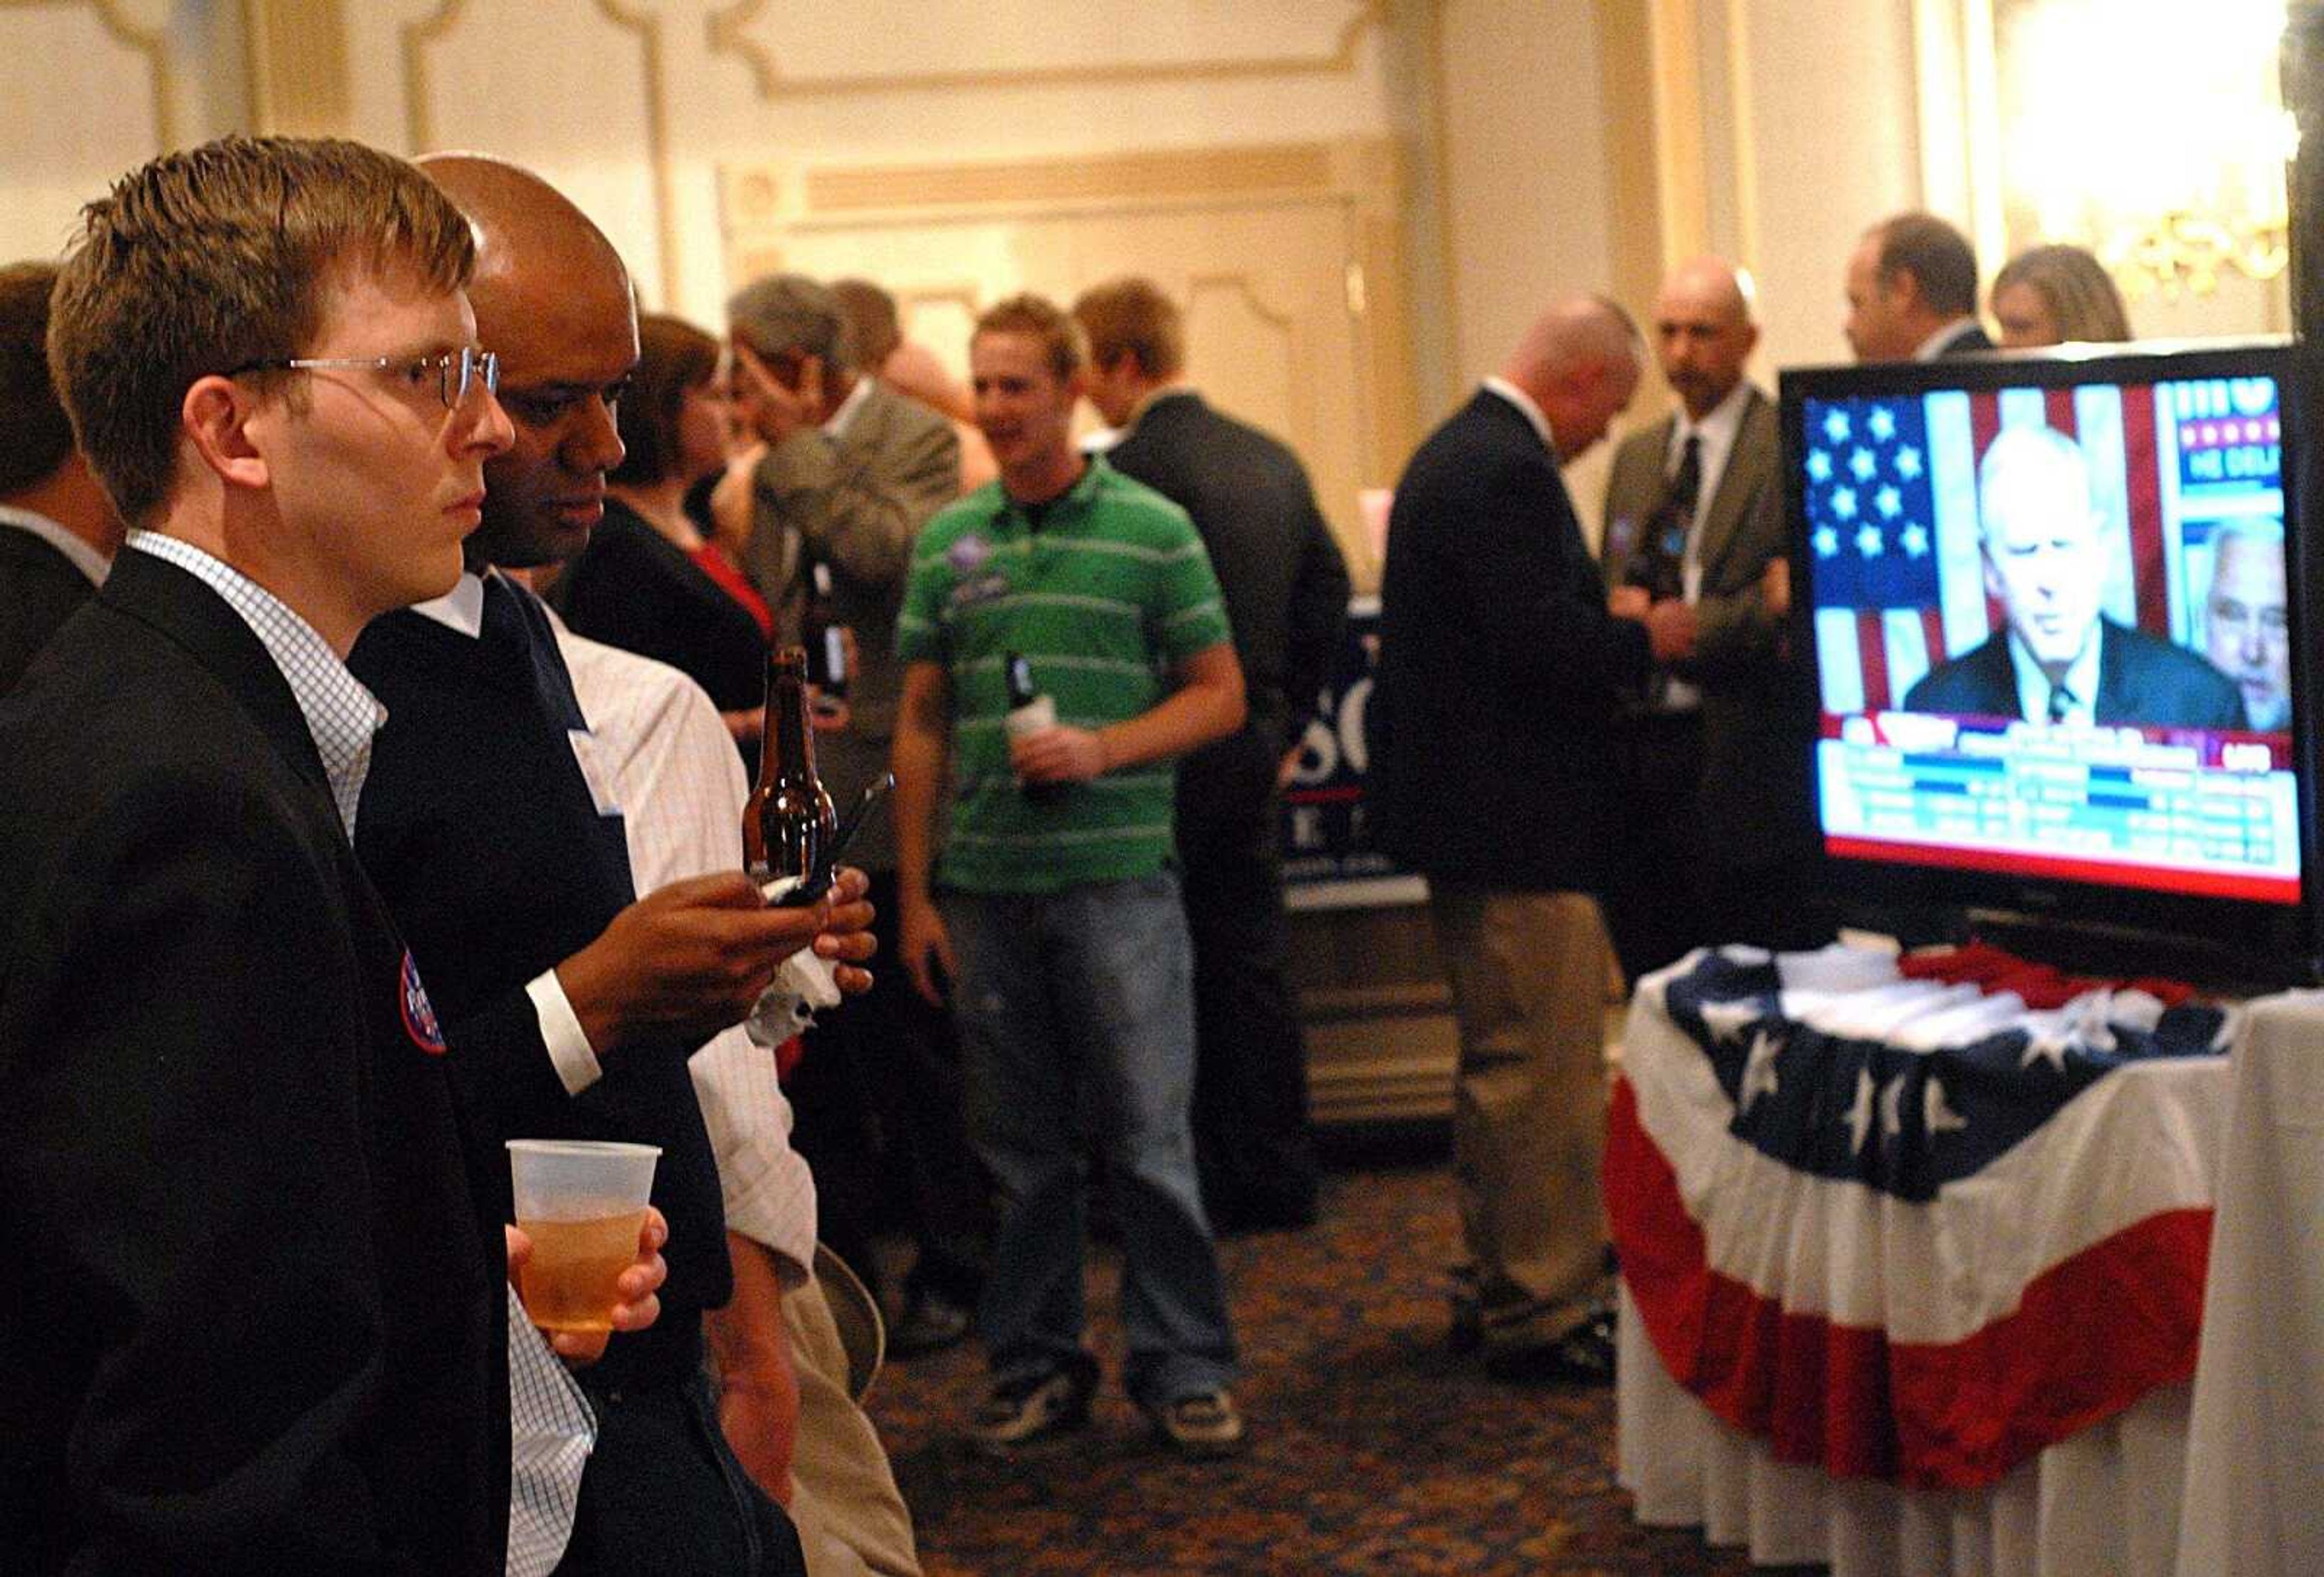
[891,293,1250,1458]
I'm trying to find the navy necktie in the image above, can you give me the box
[481,574,636,897]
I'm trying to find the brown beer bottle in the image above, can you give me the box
[743,646,837,885]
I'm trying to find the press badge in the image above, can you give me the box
[566,728,623,818]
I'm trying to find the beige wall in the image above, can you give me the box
[0,0,2292,507]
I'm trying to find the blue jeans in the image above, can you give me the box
[942,873,1238,1405]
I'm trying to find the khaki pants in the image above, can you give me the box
[783,1276,921,1577]
[1427,886,1615,1349]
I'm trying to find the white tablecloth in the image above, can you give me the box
[1621,1288,2192,1576]
[1613,946,2232,1575]
[2176,991,2324,1577]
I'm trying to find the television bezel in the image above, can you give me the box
[1779,336,2321,985]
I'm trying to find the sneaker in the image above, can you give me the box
[967,1354,1097,1451]
[1141,1386,1247,1458]
[888,1290,974,1359]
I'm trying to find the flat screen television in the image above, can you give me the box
[1781,338,2322,983]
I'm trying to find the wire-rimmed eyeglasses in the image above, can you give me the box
[228,346,500,411]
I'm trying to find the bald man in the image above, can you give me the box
[1371,296,1685,1386]
[1599,259,1821,971]
[350,157,875,1576]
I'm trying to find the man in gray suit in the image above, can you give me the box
[726,273,985,1352]
[1601,258,1819,969]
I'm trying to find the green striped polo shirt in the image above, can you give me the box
[896,457,1232,894]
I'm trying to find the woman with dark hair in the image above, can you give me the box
[1991,244,2133,348]
[556,313,770,738]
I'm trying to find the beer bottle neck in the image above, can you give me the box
[758,655,819,790]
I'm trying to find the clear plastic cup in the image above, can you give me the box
[507,1139,661,1334]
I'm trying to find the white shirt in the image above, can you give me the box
[2007,622,2103,727]
[1915,317,1986,361]
[1482,376,1557,455]
[823,375,875,441]
[556,622,821,1284]
[0,502,110,585]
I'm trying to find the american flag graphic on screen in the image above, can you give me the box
[1807,386,2167,715]
[1803,396,1947,713]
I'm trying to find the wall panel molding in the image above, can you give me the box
[401,0,679,305]
[707,0,1381,100]
[0,0,178,146]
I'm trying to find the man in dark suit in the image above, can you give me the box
[722,270,986,1354]
[1843,212,1994,361]
[1903,424,2247,729]
[1600,258,1822,970]
[1074,275,1351,1233]
[1371,296,1687,1385]
[350,156,874,1577]
[0,135,516,1573]
[0,261,122,693]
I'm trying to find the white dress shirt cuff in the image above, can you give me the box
[528,969,603,1095]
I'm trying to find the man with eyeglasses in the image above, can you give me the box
[0,136,531,1572]
[350,154,875,1576]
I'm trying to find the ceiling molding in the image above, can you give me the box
[707,0,1381,101]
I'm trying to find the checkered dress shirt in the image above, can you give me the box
[123,534,597,1576]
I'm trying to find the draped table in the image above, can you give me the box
[2176,990,2324,1576]
[1606,945,2233,1575]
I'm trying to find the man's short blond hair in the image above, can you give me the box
[973,293,1086,382]
[1072,277,1184,380]
[48,136,476,527]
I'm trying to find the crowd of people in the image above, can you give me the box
[0,130,2169,1576]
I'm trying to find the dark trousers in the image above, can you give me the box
[554,1369,803,1576]
[1175,727,1319,1231]
[1601,709,1712,986]
[788,869,990,1308]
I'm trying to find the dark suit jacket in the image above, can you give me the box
[556,497,766,713]
[351,600,730,1392]
[1108,390,1349,752]
[0,519,98,695]
[1601,388,1817,868]
[1902,618,2249,728]
[1370,389,1652,891]
[0,551,502,1573]
[1934,321,1995,357]
[1106,389,1351,837]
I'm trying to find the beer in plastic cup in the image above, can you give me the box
[507,1139,661,1334]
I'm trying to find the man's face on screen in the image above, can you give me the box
[1980,448,2104,675]
[2205,531,2291,729]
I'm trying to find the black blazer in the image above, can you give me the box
[1937,323,1996,357]
[1370,390,1652,891]
[351,600,730,1391]
[1902,619,2248,728]
[0,522,98,695]
[0,550,503,1573]
[1106,391,1350,755]
[554,497,766,714]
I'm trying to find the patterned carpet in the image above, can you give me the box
[861,1146,1782,1576]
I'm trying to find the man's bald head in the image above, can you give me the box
[1502,295,1643,460]
[1653,258,1758,421]
[417,154,638,569]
